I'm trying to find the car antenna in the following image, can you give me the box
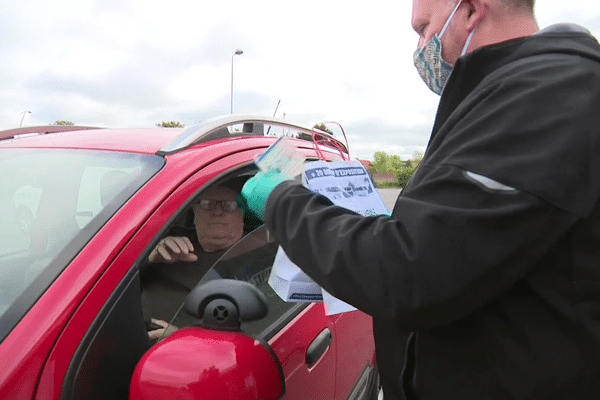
[265,100,281,136]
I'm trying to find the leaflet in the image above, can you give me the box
[268,159,389,315]
[256,137,305,177]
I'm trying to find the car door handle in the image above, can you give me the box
[306,328,333,368]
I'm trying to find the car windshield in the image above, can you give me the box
[0,148,163,339]
[164,225,303,340]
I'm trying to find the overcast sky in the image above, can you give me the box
[2,0,600,160]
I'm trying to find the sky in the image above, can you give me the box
[1,0,600,161]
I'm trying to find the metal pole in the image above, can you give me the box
[19,110,31,127]
[230,49,243,114]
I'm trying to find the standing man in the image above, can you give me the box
[243,0,600,398]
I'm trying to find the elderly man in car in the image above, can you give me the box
[141,179,247,343]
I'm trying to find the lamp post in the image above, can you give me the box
[230,49,243,114]
[19,110,32,127]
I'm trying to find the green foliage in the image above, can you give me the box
[397,164,418,189]
[371,152,411,175]
[376,181,401,188]
[312,123,334,135]
[397,151,424,189]
[54,120,75,125]
[388,154,404,175]
[371,151,390,174]
[297,132,313,141]
[369,151,424,189]
[156,121,185,128]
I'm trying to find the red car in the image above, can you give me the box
[0,115,378,400]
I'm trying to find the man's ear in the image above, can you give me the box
[463,0,487,32]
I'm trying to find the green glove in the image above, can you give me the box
[242,170,293,221]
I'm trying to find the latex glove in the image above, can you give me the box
[235,194,246,218]
[242,170,293,221]
[148,236,198,263]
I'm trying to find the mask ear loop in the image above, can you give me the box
[439,0,463,39]
[461,28,476,56]
[440,0,476,57]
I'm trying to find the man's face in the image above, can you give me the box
[192,186,244,252]
[412,0,470,65]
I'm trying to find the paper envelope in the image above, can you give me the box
[268,246,323,302]
[269,246,358,315]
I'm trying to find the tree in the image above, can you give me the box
[397,151,424,189]
[371,151,391,174]
[388,154,404,175]
[312,123,334,135]
[156,121,185,128]
[54,120,75,125]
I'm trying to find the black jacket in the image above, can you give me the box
[265,25,600,399]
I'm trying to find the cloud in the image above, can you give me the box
[2,0,599,160]
[342,117,432,160]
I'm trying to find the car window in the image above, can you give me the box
[0,148,163,341]
[164,225,304,339]
[76,166,143,228]
[139,173,257,329]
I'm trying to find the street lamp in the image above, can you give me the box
[230,49,243,114]
[19,110,32,127]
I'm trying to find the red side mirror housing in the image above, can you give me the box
[130,328,284,400]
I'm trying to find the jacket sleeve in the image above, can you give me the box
[265,164,579,331]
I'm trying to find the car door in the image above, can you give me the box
[194,225,338,400]
[40,144,374,399]
[39,147,338,399]
[32,149,262,399]
[297,159,378,399]
[331,310,377,399]
[207,227,376,400]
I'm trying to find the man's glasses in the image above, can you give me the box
[197,199,238,213]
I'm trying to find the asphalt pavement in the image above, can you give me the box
[375,189,401,399]
[377,188,401,211]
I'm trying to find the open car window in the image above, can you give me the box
[165,225,305,339]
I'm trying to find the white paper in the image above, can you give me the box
[268,246,323,302]
[322,288,358,315]
[256,137,306,177]
[303,160,389,217]
[268,159,389,315]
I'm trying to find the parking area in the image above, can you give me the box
[377,188,401,211]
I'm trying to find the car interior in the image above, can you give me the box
[62,166,306,400]
[139,167,307,341]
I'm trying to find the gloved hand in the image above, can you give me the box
[242,169,293,221]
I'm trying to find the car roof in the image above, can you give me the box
[0,115,350,157]
[0,126,184,154]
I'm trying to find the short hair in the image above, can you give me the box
[500,0,535,14]
[219,176,250,193]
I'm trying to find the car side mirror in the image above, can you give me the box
[129,328,285,400]
[184,279,268,331]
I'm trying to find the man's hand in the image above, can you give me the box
[148,318,178,345]
[241,170,293,220]
[148,236,199,263]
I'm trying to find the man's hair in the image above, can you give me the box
[220,176,250,193]
[500,0,535,14]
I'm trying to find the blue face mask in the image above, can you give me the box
[413,0,476,95]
